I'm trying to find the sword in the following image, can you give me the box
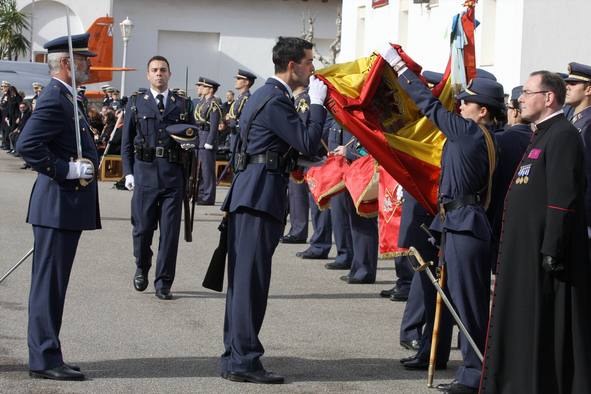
[400,246,484,363]
[65,6,91,187]
[0,247,34,285]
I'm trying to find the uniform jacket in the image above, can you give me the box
[399,69,495,240]
[16,77,101,231]
[572,105,591,226]
[194,96,222,148]
[121,89,192,189]
[226,91,251,131]
[222,78,326,221]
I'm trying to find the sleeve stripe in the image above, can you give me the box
[547,204,575,213]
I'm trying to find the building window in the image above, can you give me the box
[399,0,409,48]
[355,6,366,58]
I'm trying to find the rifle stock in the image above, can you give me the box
[202,216,228,292]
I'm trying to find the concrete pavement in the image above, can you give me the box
[0,152,460,393]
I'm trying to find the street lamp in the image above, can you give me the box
[119,16,134,96]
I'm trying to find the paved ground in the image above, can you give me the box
[0,152,460,393]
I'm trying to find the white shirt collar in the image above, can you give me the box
[535,109,563,125]
[271,76,293,99]
[53,77,75,95]
[150,88,169,107]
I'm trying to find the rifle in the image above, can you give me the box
[183,152,200,242]
[202,214,228,292]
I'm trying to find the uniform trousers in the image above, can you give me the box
[285,179,309,240]
[444,230,491,388]
[131,184,182,290]
[221,207,283,373]
[329,192,353,265]
[306,193,332,257]
[399,271,425,344]
[197,147,216,205]
[28,225,81,370]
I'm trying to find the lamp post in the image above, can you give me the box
[119,16,134,96]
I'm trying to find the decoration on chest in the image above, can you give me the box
[515,164,532,185]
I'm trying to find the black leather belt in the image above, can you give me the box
[135,145,182,163]
[247,154,267,164]
[441,194,481,213]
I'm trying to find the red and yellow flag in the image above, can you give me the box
[316,6,476,215]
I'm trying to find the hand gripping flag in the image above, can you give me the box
[315,4,477,215]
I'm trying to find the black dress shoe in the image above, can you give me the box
[298,250,328,259]
[436,380,458,390]
[402,357,447,370]
[20,163,30,169]
[222,369,284,384]
[400,339,420,351]
[29,365,85,381]
[440,381,478,393]
[399,353,419,364]
[155,289,173,300]
[340,275,374,284]
[64,363,80,371]
[379,286,397,297]
[390,291,409,302]
[325,261,351,270]
[280,234,307,244]
[133,268,148,292]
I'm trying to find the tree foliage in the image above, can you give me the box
[0,0,30,61]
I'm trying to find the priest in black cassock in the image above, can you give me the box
[480,71,591,393]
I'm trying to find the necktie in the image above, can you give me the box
[156,94,164,113]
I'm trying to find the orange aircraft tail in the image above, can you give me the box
[86,16,113,84]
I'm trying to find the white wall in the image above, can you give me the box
[112,0,341,97]
[520,0,591,81]
[17,0,112,57]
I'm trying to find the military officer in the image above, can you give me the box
[293,90,333,256]
[564,62,591,241]
[226,69,256,159]
[194,77,222,205]
[121,55,193,300]
[101,85,113,107]
[77,85,88,115]
[16,33,100,381]
[31,82,43,110]
[220,37,327,384]
[381,44,505,394]
[282,86,311,244]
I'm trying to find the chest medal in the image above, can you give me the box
[515,163,532,185]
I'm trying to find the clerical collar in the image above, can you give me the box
[531,109,563,132]
[271,76,293,99]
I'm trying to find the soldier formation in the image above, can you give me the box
[4,27,591,394]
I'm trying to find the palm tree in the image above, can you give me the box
[0,0,30,61]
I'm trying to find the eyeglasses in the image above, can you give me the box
[520,90,549,96]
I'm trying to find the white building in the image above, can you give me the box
[339,0,591,92]
[16,0,341,96]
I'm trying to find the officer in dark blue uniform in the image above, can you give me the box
[399,190,454,369]
[220,37,327,384]
[194,77,222,205]
[16,33,100,381]
[323,116,355,269]
[122,55,193,300]
[281,87,311,243]
[226,69,256,161]
[564,62,591,240]
[381,44,505,394]
[293,90,333,257]
[332,140,379,284]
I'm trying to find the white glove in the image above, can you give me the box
[587,226,591,239]
[379,43,403,68]
[180,143,195,150]
[204,143,213,150]
[125,174,135,191]
[66,160,94,180]
[308,76,327,105]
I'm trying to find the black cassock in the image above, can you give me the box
[480,114,591,393]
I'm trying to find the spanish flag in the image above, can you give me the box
[316,4,476,215]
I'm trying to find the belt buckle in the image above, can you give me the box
[155,147,165,157]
